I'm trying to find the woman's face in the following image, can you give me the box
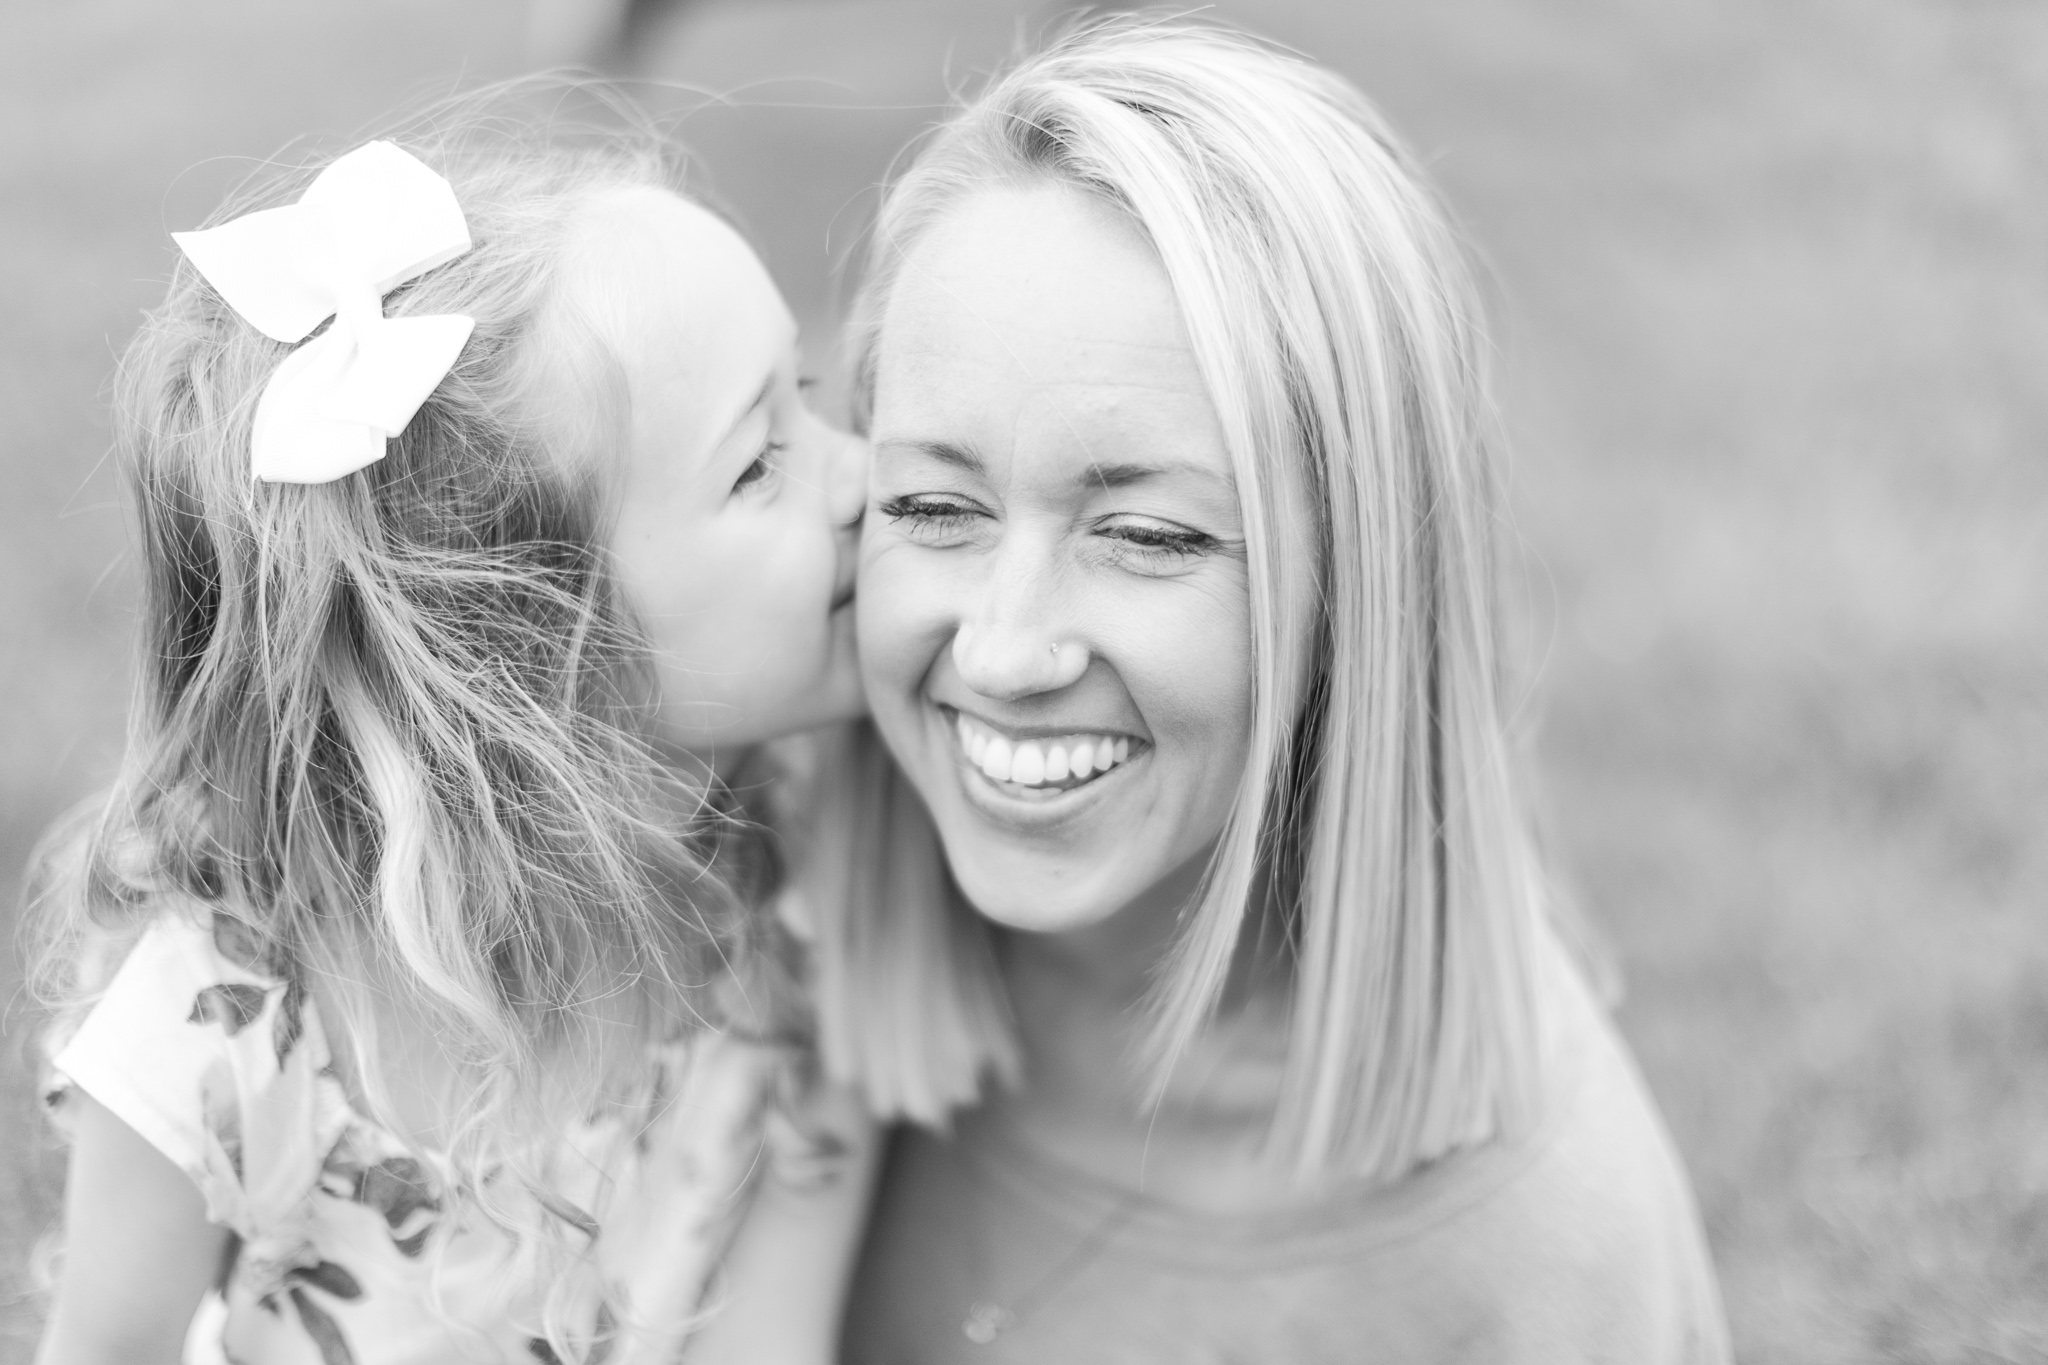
[859,184,1254,937]
[565,186,868,755]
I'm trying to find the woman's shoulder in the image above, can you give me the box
[1522,954,1702,1219]
[1437,953,1730,1361]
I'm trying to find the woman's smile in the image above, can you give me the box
[939,702,1145,811]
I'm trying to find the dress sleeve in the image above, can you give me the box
[599,1031,789,1353]
[48,911,340,1239]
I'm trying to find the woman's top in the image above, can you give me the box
[842,940,1731,1365]
[47,903,799,1365]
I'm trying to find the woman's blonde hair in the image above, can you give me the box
[29,84,766,1350]
[837,16,1552,1180]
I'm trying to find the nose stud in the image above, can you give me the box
[1050,643,1061,656]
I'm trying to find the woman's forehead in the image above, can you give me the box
[874,185,1228,468]
[884,186,1183,371]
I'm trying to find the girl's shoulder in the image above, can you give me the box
[46,902,349,1238]
[705,884,818,1047]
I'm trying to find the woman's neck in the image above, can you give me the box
[984,861,1295,1212]
[1002,855,1195,1010]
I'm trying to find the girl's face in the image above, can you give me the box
[858,185,1254,938]
[566,187,867,755]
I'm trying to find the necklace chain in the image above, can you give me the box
[961,1192,1141,1346]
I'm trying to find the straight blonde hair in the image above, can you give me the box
[837,17,1551,1180]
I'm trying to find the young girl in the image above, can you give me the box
[28,96,958,1365]
[834,18,1732,1361]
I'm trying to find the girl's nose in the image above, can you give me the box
[951,621,1090,700]
[829,432,870,529]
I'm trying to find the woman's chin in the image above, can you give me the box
[954,881,1120,938]
[936,832,1136,937]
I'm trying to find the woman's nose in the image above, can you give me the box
[951,620,1090,700]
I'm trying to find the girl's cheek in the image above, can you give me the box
[726,502,825,609]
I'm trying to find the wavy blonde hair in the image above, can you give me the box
[28,85,768,1353]
[837,16,1554,1181]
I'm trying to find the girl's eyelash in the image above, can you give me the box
[734,441,786,492]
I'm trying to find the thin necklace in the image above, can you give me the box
[961,1190,1143,1345]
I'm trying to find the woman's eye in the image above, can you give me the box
[1098,518,1218,568]
[878,493,983,540]
[733,441,785,494]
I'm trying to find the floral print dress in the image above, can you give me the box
[47,905,797,1365]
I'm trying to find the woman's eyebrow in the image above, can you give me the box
[1079,459,1234,493]
[875,437,986,474]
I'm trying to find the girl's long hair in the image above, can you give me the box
[840,17,1556,1182]
[28,86,759,1350]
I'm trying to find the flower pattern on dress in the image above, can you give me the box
[263,1261,365,1365]
[49,907,793,1365]
[318,1128,441,1260]
[189,983,268,1034]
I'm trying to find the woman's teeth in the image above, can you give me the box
[955,713,1132,791]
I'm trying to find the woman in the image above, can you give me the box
[826,18,1730,1362]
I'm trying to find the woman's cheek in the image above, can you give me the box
[855,542,938,691]
[1126,594,1255,783]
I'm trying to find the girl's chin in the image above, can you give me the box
[812,611,870,725]
[662,685,860,760]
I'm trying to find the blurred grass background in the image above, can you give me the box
[3,1,2044,1360]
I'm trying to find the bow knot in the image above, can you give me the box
[174,141,477,484]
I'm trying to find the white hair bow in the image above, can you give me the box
[174,141,477,484]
